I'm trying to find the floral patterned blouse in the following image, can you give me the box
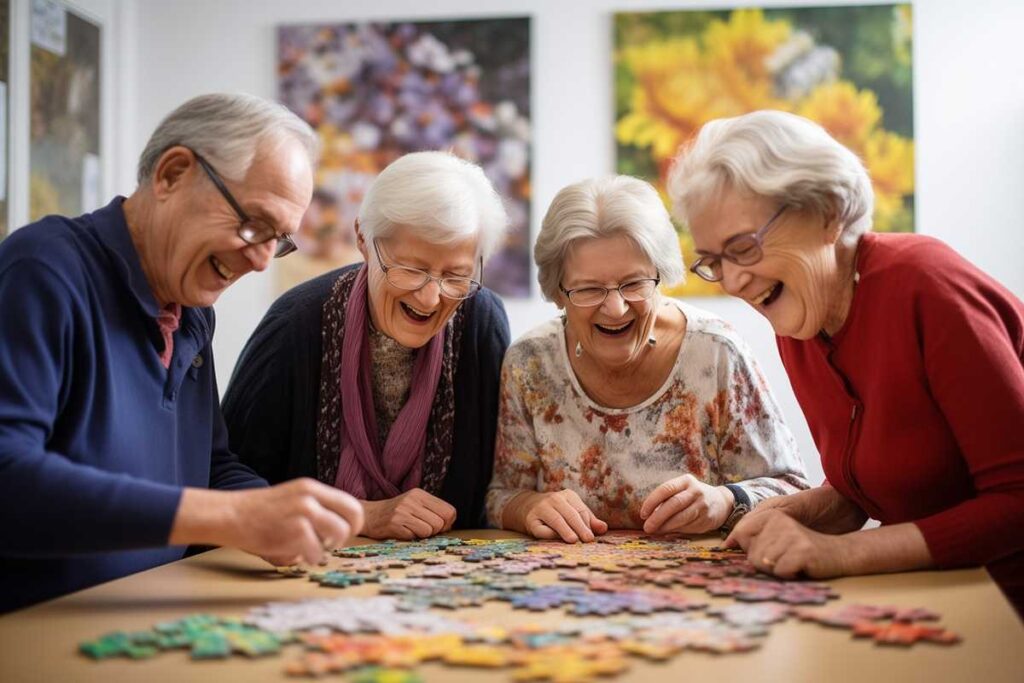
[486,301,809,529]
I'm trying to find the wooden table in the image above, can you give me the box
[1,530,1021,682]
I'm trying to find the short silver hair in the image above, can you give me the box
[358,151,508,262]
[535,175,685,303]
[137,93,319,184]
[667,110,874,247]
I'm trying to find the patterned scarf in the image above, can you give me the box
[316,265,464,498]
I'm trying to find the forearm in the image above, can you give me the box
[168,487,238,547]
[780,485,868,533]
[841,522,934,575]
[0,450,183,555]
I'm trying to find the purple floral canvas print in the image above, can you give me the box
[277,18,532,297]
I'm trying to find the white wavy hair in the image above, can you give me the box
[535,175,685,303]
[357,151,508,263]
[667,110,874,248]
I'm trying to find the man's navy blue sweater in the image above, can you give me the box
[0,198,265,612]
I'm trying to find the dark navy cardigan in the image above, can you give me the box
[0,198,266,613]
[222,264,510,529]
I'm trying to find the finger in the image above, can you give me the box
[308,482,365,537]
[410,505,447,535]
[551,496,594,542]
[536,508,579,543]
[417,492,458,527]
[574,501,608,537]
[400,514,436,539]
[656,505,708,534]
[527,519,559,540]
[724,509,772,549]
[563,496,602,543]
[771,549,806,580]
[640,477,692,519]
[309,504,352,552]
[643,489,698,534]
[747,532,790,575]
[293,518,323,565]
[263,554,302,567]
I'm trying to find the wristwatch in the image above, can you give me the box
[720,484,752,534]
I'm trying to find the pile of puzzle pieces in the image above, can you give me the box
[79,533,962,681]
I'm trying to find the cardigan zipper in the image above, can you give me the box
[821,337,878,518]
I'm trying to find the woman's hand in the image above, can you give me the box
[504,489,608,543]
[360,488,456,541]
[639,474,733,534]
[724,508,851,578]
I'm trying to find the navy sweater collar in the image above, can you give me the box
[90,196,163,319]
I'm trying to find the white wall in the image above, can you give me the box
[117,0,1024,486]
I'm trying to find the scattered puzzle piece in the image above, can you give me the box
[851,621,961,646]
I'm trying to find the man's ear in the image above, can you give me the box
[151,146,196,200]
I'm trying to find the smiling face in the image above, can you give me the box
[145,137,313,308]
[358,224,479,349]
[687,186,843,339]
[560,234,660,368]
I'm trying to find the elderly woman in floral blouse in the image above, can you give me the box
[486,175,809,543]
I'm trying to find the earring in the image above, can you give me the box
[648,336,657,347]
[575,341,582,358]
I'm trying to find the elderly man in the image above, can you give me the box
[0,93,363,613]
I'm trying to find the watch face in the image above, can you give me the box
[721,503,751,533]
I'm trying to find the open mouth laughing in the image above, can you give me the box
[750,282,784,307]
[593,319,635,337]
[400,301,436,324]
[210,256,236,283]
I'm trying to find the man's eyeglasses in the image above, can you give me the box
[559,276,660,307]
[193,152,298,258]
[689,205,787,283]
[371,239,482,300]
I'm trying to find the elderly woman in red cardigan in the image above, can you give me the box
[668,110,1024,615]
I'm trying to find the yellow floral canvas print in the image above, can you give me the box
[615,5,914,297]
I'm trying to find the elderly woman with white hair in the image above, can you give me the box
[224,151,510,540]
[485,175,808,543]
[669,110,1024,615]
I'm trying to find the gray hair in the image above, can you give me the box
[535,175,685,303]
[136,93,319,184]
[668,110,874,247]
[358,151,508,262]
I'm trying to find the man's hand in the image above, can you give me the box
[639,474,733,534]
[360,488,456,541]
[170,478,364,566]
[503,489,608,543]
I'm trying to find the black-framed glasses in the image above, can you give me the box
[371,239,482,300]
[689,205,787,282]
[559,276,660,307]
[193,152,298,258]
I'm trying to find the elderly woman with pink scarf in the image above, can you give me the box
[223,152,510,540]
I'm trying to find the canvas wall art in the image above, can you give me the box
[0,0,10,238]
[615,5,914,297]
[29,0,101,222]
[277,18,532,297]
